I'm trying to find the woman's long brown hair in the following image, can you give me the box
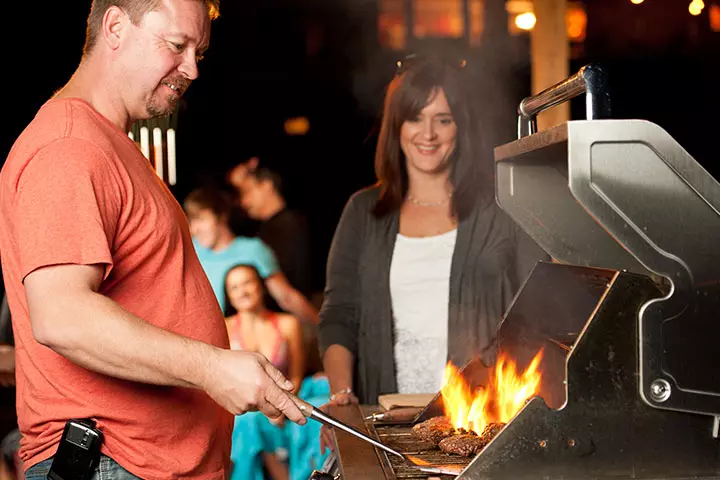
[372,56,487,220]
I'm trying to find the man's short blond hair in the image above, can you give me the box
[83,0,220,55]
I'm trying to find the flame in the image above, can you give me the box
[441,349,544,436]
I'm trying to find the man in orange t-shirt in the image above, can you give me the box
[0,1,305,479]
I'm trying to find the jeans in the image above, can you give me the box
[25,455,142,480]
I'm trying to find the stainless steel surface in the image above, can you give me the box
[309,407,406,460]
[494,122,652,277]
[365,412,384,421]
[495,117,720,415]
[417,465,464,476]
[458,263,720,479]
[517,64,610,138]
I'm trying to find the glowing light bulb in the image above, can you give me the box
[689,0,704,15]
[631,0,644,4]
[515,12,537,30]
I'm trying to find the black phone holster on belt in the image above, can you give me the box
[47,419,103,480]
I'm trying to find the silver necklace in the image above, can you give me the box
[407,191,451,207]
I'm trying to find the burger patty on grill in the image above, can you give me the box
[438,434,486,457]
[411,416,455,446]
[438,423,505,457]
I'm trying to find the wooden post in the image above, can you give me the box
[531,0,569,131]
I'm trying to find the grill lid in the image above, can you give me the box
[493,64,720,415]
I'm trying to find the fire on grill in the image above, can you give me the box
[411,351,543,455]
[322,64,720,480]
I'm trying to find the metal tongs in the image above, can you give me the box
[292,397,464,476]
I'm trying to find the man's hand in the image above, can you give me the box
[202,349,306,424]
[269,415,286,427]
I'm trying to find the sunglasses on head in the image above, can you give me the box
[395,53,468,76]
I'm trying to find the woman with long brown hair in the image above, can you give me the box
[318,54,544,412]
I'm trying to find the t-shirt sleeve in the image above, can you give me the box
[252,239,280,278]
[14,138,121,281]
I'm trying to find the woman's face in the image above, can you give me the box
[400,87,457,176]
[225,266,263,313]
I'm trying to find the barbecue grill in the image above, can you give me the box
[324,64,720,479]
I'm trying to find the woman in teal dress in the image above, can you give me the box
[224,264,330,480]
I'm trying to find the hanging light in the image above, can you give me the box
[689,0,705,15]
[515,12,537,30]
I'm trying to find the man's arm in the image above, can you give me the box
[24,263,305,423]
[265,273,318,325]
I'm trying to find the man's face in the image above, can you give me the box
[187,207,224,249]
[118,0,211,119]
[240,177,272,220]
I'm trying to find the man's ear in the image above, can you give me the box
[102,6,128,50]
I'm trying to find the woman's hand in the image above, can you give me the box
[329,387,359,406]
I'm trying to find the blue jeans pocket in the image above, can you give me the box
[96,455,142,480]
[25,458,53,480]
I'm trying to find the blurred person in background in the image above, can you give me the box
[224,264,329,480]
[226,156,260,237]
[0,0,307,478]
[238,166,313,301]
[184,187,319,324]
[231,162,324,375]
[318,54,545,428]
[227,156,259,196]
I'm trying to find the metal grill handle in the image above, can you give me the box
[517,63,611,138]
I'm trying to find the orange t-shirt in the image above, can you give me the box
[0,98,232,479]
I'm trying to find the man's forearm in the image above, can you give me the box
[31,289,216,390]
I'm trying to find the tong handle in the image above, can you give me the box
[291,396,315,418]
[366,406,423,422]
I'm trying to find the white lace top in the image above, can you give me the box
[390,229,457,394]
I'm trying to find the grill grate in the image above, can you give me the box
[369,423,473,479]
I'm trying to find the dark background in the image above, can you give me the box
[2,0,719,291]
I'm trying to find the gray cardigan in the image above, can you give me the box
[318,186,545,404]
